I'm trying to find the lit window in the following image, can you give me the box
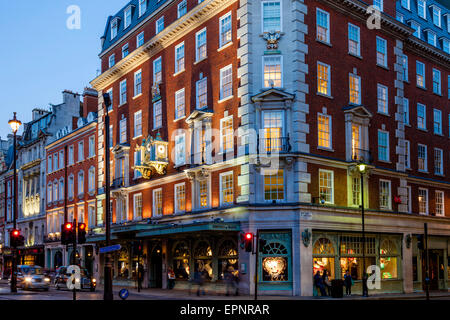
[434,148,443,175]
[378,130,389,162]
[220,116,234,153]
[352,177,361,206]
[175,88,185,120]
[418,144,427,172]
[177,0,187,18]
[262,111,283,153]
[220,172,234,206]
[219,12,232,47]
[433,109,442,135]
[376,36,387,67]
[317,114,331,149]
[352,124,361,160]
[134,193,143,221]
[435,191,444,216]
[317,62,330,95]
[199,180,208,208]
[196,77,208,109]
[153,100,162,129]
[153,188,163,217]
[220,65,233,100]
[262,1,281,33]
[156,16,164,34]
[134,110,142,137]
[377,84,388,114]
[349,74,361,104]
[418,188,428,215]
[379,180,391,210]
[175,42,185,73]
[263,55,282,88]
[348,23,360,56]
[264,169,285,202]
[316,8,330,43]
[416,61,425,87]
[417,103,426,130]
[319,169,334,204]
[196,28,207,61]
[432,69,441,95]
[175,183,186,213]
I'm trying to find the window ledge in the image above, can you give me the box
[378,160,392,164]
[118,102,127,108]
[377,112,391,117]
[432,92,442,97]
[376,64,389,71]
[418,170,429,174]
[173,163,186,169]
[218,95,234,104]
[348,52,362,59]
[133,93,143,100]
[316,92,333,99]
[173,116,186,123]
[317,146,334,152]
[434,132,444,137]
[417,128,428,132]
[173,69,185,77]
[218,42,233,52]
[133,135,143,140]
[194,57,208,65]
[316,39,332,47]
[416,85,427,91]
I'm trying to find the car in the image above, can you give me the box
[8,265,51,291]
[54,266,96,292]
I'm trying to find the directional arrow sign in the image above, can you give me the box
[99,244,121,254]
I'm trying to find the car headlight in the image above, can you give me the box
[25,277,32,283]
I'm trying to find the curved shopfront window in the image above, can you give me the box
[313,237,336,279]
[117,247,130,279]
[194,241,213,281]
[173,241,190,280]
[261,242,289,282]
[379,239,398,279]
[218,240,238,280]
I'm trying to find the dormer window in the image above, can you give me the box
[138,0,147,17]
[441,38,450,54]
[124,7,132,29]
[431,5,441,27]
[111,18,118,39]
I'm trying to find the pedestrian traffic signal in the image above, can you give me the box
[133,241,143,256]
[417,234,424,250]
[78,223,86,244]
[10,229,24,248]
[61,222,75,245]
[244,233,253,252]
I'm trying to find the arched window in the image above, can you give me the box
[313,237,336,279]
[218,240,238,280]
[261,242,289,282]
[173,241,190,280]
[379,239,398,279]
[193,241,213,280]
[313,238,335,255]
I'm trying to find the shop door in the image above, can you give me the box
[422,250,441,291]
[149,246,162,288]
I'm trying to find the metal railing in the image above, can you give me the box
[352,148,373,164]
[259,137,291,154]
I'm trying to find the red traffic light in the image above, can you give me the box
[64,222,73,230]
[11,229,20,237]
[245,233,253,240]
[79,223,86,230]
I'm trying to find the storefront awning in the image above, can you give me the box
[136,222,241,238]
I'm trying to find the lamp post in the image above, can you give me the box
[357,163,369,297]
[8,112,21,293]
[102,93,113,300]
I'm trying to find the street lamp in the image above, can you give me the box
[357,162,369,297]
[8,112,21,293]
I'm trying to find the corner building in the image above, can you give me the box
[90,0,450,295]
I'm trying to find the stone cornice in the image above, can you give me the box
[405,36,450,69]
[45,122,97,151]
[91,0,237,90]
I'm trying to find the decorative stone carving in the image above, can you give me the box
[302,229,311,247]
[262,31,282,51]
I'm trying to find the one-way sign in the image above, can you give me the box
[99,244,121,254]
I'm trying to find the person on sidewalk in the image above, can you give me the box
[344,270,353,296]
[314,271,326,296]
[322,269,332,296]
[167,267,176,290]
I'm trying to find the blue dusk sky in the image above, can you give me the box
[0,0,126,139]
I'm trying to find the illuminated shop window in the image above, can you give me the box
[173,241,190,280]
[339,235,376,280]
[313,238,336,280]
[194,241,213,281]
[218,240,238,280]
[261,241,289,282]
[379,240,398,279]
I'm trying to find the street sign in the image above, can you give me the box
[119,288,129,300]
[99,244,121,254]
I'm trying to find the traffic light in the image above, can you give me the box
[133,241,143,256]
[61,222,75,245]
[244,233,253,252]
[417,234,424,250]
[78,223,86,244]
[10,229,24,248]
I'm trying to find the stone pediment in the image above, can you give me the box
[342,104,373,118]
[112,143,130,154]
[185,109,214,124]
[251,88,295,103]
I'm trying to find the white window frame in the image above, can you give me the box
[153,57,162,84]
[403,98,410,125]
[78,171,84,196]
[317,113,332,150]
[137,32,144,47]
[418,187,428,215]
[317,61,331,96]
[78,141,84,162]
[349,73,361,104]
[318,169,334,204]
[316,8,330,43]
[120,79,127,105]
[134,69,142,97]
[133,193,143,220]
[417,103,426,130]
[401,0,410,10]
[175,88,185,120]
[156,16,164,34]
[416,61,425,88]
[122,43,129,58]
[219,12,232,48]
[120,118,127,144]
[263,55,283,89]
[174,42,185,74]
[418,0,427,19]
[177,0,187,18]
[175,133,186,166]
[196,77,208,109]
[88,136,95,158]
[124,7,132,29]
[219,171,234,206]
[434,148,443,175]
[134,149,142,179]
[348,23,361,56]
[134,110,142,138]
[138,0,147,17]
[377,84,389,114]
[195,28,207,62]
[432,68,441,95]
[220,116,234,153]
[418,143,428,172]
[219,65,233,100]
[435,190,445,216]
[153,100,162,129]
[174,183,186,214]
[88,166,95,193]
[261,1,282,33]
[432,5,441,27]
[433,108,442,135]
[153,188,163,217]
[109,54,115,68]
[405,140,411,169]
[379,179,392,210]
[111,19,118,39]
[378,130,389,162]
[376,36,387,67]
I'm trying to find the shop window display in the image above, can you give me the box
[339,236,376,280]
[218,240,238,280]
[194,241,213,280]
[379,239,398,279]
[340,257,376,280]
[261,242,289,281]
[117,247,130,279]
[173,241,190,280]
[313,238,336,279]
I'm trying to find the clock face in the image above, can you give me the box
[157,144,166,156]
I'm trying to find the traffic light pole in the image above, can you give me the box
[73,217,77,302]
[10,130,17,293]
[254,231,259,301]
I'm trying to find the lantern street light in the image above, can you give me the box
[8,112,21,293]
[357,162,369,297]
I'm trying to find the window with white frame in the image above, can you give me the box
[348,23,360,56]
[111,19,118,39]
[156,16,164,34]
[418,0,426,19]
[53,181,58,202]
[78,141,84,162]
[139,0,147,17]
[373,0,383,11]
[120,79,127,105]
[377,84,388,114]
[59,150,64,169]
[376,36,387,67]
[88,136,95,158]
[124,7,132,29]
[219,12,232,47]
[263,55,282,88]
[134,111,142,137]
[262,111,284,152]
[48,155,52,172]
[68,175,74,199]
[379,179,391,210]
[434,148,443,175]
[153,57,162,84]
[434,109,442,135]
[134,149,142,179]
[352,124,361,160]
[220,65,233,100]
[220,172,234,206]
[427,30,437,46]
[78,206,85,224]
[88,167,95,193]
[435,190,444,216]
[416,61,425,88]
[317,62,330,96]
[109,125,113,148]
[417,103,426,129]
[175,88,185,120]
[175,133,186,166]
[316,8,330,43]
[47,183,52,204]
[432,6,441,27]
[120,118,127,143]
[175,183,186,213]
[405,140,411,169]
[319,169,334,204]
[106,88,113,111]
[134,193,143,220]
[317,113,331,149]
[349,73,361,104]
[220,116,233,153]
[418,188,428,215]
[196,77,207,109]
[175,42,185,73]
[199,180,209,208]
[153,100,162,129]
[264,169,285,201]
[401,0,410,10]
[109,54,115,68]
[196,28,207,61]
[378,130,389,162]
[53,153,58,170]
[122,43,129,58]
[153,188,163,217]
[432,68,441,95]
[351,177,361,206]
[134,70,142,96]
[78,171,84,195]
[88,205,96,228]
[177,0,187,18]
[403,98,409,125]
[443,38,450,54]
[69,145,74,165]
[418,144,427,172]
[262,1,281,33]
[137,32,144,47]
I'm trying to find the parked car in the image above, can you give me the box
[8,265,50,291]
[54,266,96,291]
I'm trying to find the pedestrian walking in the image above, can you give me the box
[344,270,353,296]
[322,269,332,296]
[314,271,327,296]
[167,267,176,290]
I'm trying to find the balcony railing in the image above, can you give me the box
[352,148,373,164]
[44,234,61,243]
[259,137,291,154]
[111,177,125,189]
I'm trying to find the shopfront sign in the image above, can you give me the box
[99,244,121,254]
[300,211,312,220]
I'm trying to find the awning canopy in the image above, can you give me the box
[136,222,240,238]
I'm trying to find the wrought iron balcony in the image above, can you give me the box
[352,148,373,164]
[259,137,291,154]
[44,234,61,243]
